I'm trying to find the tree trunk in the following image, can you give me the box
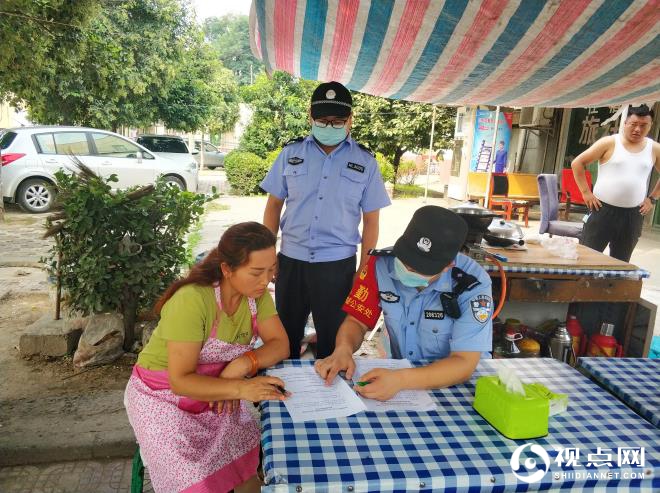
[392,148,405,185]
[122,286,138,351]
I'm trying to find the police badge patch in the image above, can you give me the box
[379,291,400,303]
[288,157,303,165]
[470,295,492,323]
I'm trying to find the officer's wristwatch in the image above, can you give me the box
[649,196,657,205]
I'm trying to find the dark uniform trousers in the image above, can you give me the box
[275,253,356,359]
[580,201,644,262]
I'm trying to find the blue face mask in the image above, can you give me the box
[311,123,348,146]
[393,258,433,288]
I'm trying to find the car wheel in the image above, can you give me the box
[163,175,186,191]
[17,178,56,213]
[206,166,217,170]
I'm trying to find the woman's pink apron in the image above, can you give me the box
[124,284,260,493]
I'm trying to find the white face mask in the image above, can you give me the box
[393,258,434,288]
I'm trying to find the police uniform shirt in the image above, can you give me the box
[260,135,391,263]
[343,253,493,361]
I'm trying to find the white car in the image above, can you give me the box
[0,126,199,213]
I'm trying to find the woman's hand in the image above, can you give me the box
[238,375,288,403]
[212,356,252,414]
[353,368,403,401]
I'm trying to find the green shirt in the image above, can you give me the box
[137,284,277,370]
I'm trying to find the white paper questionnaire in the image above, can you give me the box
[267,366,366,422]
[353,358,437,412]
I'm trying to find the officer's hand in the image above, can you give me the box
[582,191,601,211]
[353,368,403,401]
[314,346,356,385]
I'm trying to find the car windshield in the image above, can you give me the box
[137,136,188,153]
[0,131,17,150]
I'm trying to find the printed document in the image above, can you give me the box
[267,365,366,422]
[352,358,437,412]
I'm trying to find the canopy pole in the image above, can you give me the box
[619,104,629,134]
[483,106,501,209]
[424,104,436,203]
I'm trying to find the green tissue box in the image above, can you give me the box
[473,376,550,439]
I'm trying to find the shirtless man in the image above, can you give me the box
[571,105,660,262]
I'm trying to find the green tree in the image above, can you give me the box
[157,40,240,134]
[8,0,194,130]
[4,0,239,133]
[351,93,456,179]
[0,0,101,97]
[240,71,316,157]
[203,14,264,86]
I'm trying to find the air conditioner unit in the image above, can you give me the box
[519,107,554,128]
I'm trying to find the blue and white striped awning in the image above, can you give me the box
[249,0,660,107]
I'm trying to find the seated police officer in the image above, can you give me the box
[315,206,493,401]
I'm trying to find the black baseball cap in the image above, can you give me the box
[310,81,352,119]
[393,206,468,275]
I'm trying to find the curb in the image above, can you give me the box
[0,261,44,269]
[0,391,136,467]
[0,438,136,467]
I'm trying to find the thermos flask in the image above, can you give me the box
[548,323,575,364]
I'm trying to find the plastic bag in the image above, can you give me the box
[540,235,579,260]
[73,313,124,367]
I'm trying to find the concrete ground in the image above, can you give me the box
[1,170,659,491]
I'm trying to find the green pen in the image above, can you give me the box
[355,381,370,386]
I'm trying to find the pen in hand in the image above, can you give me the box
[355,381,370,387]
[275,385,289,396]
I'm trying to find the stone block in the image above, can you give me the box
[19,314,83,357]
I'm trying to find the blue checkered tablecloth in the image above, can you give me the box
[577,358,660,429]
[480,264,650,280]
[260,358,659,492]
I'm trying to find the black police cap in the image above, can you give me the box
[310,81,352,119]
[393,206,468,276]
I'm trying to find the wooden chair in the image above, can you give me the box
[488,173,530,227]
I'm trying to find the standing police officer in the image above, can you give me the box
[261,81,391,359]
[315,206,493,400]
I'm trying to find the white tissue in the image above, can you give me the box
[497,367,526,396]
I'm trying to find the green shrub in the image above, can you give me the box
[43,160,211,350]
[224,150,270,195]
[266,147,283,167]
[396,159,420,185]
[375,152,395,184]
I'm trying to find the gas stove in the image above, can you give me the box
[462,242,488,261]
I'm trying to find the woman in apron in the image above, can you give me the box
[125,222,290,493]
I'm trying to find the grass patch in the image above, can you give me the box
[205,201,230,212]
[393,184,444,199]
[184,220,204,267]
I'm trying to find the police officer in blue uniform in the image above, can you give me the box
[261,81,391,359]
[315,206,493,401]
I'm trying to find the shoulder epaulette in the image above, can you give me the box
[451,267,481,294]
[368,247,394,256]
[358,143,375,157]
[284,136,305,147]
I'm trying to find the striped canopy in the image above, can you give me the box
[249,0,660,107]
